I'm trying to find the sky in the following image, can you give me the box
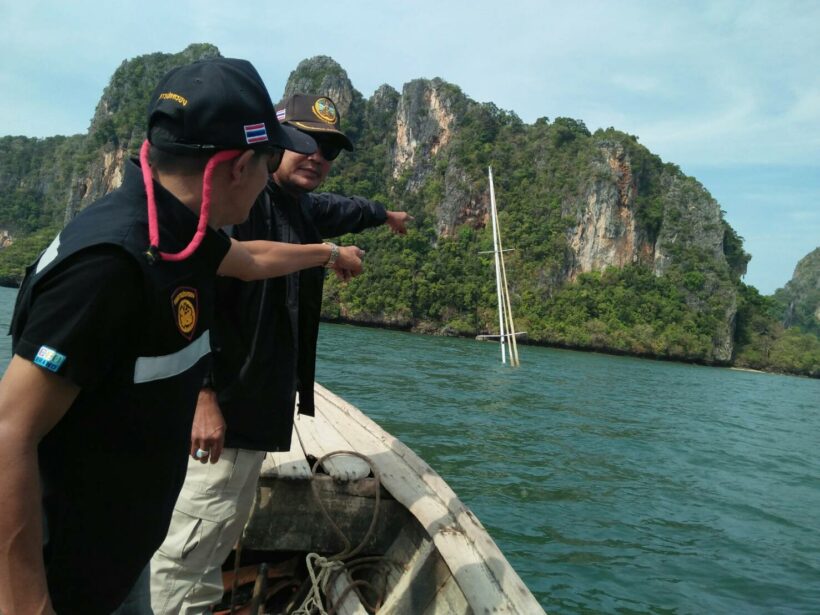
[1,0,818,294]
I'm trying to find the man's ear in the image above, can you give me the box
[230,150,258,183]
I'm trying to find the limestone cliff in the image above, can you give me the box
[0,47,761,366]
[282,56,356,119]
[773,247,820,336]
[565,142,652,278]
[66,44,221,218]
[64,147,129,222]
[564,140,738,358]
[392,79,458,187]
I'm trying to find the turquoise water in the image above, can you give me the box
[1,286,818,613]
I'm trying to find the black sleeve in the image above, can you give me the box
[13,246,145,389]
[202,226,233,271]
[306,193,388,238]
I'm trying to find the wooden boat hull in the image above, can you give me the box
[226,383,545,614]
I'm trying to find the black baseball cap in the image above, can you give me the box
[275,94,354,151]
[147,58,316,156]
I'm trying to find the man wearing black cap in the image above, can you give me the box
[149,94,411,614]
[0,61,365,615]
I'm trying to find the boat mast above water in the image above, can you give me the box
[482,166,521,366]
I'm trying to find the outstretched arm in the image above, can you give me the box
[308,193,413,238]
[0,356,79,615]
[217,239,365,281]
[307,193,386,236]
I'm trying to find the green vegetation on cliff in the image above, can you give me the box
[0,44,220,283]
[0,134,86,232]
[733,284,820,377]
[89,43,221,151]
[0,47,816,377]
[772,248,820,336]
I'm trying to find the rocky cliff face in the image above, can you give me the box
[282,56,356,118]
[555,141,737,360]
[437,160,489,237]
[774,247,820,335]
[65,147,129,222]
[71,44,221,216]
[565,142,651,278]
[279,55,744,361]
[0,48,753,364]
[392,79,458,187]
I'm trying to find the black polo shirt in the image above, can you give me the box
[14,246,144,388]
[11,158,231,613]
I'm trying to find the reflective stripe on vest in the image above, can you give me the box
[133,331,210,384]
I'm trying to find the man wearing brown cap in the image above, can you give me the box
[149,94,411,614]
[0,61,365,615]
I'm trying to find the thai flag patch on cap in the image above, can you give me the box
[244,123,269,144]
[276,109,287,122]
[34,345,66,372]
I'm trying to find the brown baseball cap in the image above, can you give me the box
[275,94,353,151]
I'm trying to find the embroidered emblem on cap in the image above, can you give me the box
[244,123,269,144]
[34,346,66,373]
[172,287,198,340]
[312,98,338,124]
[276,109,287,121]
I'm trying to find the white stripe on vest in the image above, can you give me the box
[35,233,62,274]
[133,331,211,384]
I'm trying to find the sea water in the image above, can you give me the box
[1,287,817,613]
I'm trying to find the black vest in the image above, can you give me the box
[10,160,228,614]
[212,184,386,452]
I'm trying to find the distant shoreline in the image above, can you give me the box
[321,316,818,380]
[0,286,813,379]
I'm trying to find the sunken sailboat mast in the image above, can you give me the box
[488,166,520,366]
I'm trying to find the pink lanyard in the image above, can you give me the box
[139,140,239,262]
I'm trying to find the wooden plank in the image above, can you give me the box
[313,398,454,534]
[327,569,369,615]
[313,383,546,615]
[421,574,472,615]
[244,475,413,555]
[259,421,311,479]
[379,528,448,614]
[430,528,506,613]
[293,412,372,481]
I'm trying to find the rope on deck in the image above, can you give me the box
[291,450,393,615]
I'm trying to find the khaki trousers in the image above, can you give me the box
[149,448,266,615]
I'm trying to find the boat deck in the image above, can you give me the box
[260,390,373,482]
[242,384,545,614]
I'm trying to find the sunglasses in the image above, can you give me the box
[312,135,344,162]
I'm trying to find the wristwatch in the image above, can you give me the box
[324,242,339,267]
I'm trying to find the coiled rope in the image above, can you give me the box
[291,450,394,615]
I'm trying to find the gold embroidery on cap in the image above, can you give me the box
[159,92,189,106]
